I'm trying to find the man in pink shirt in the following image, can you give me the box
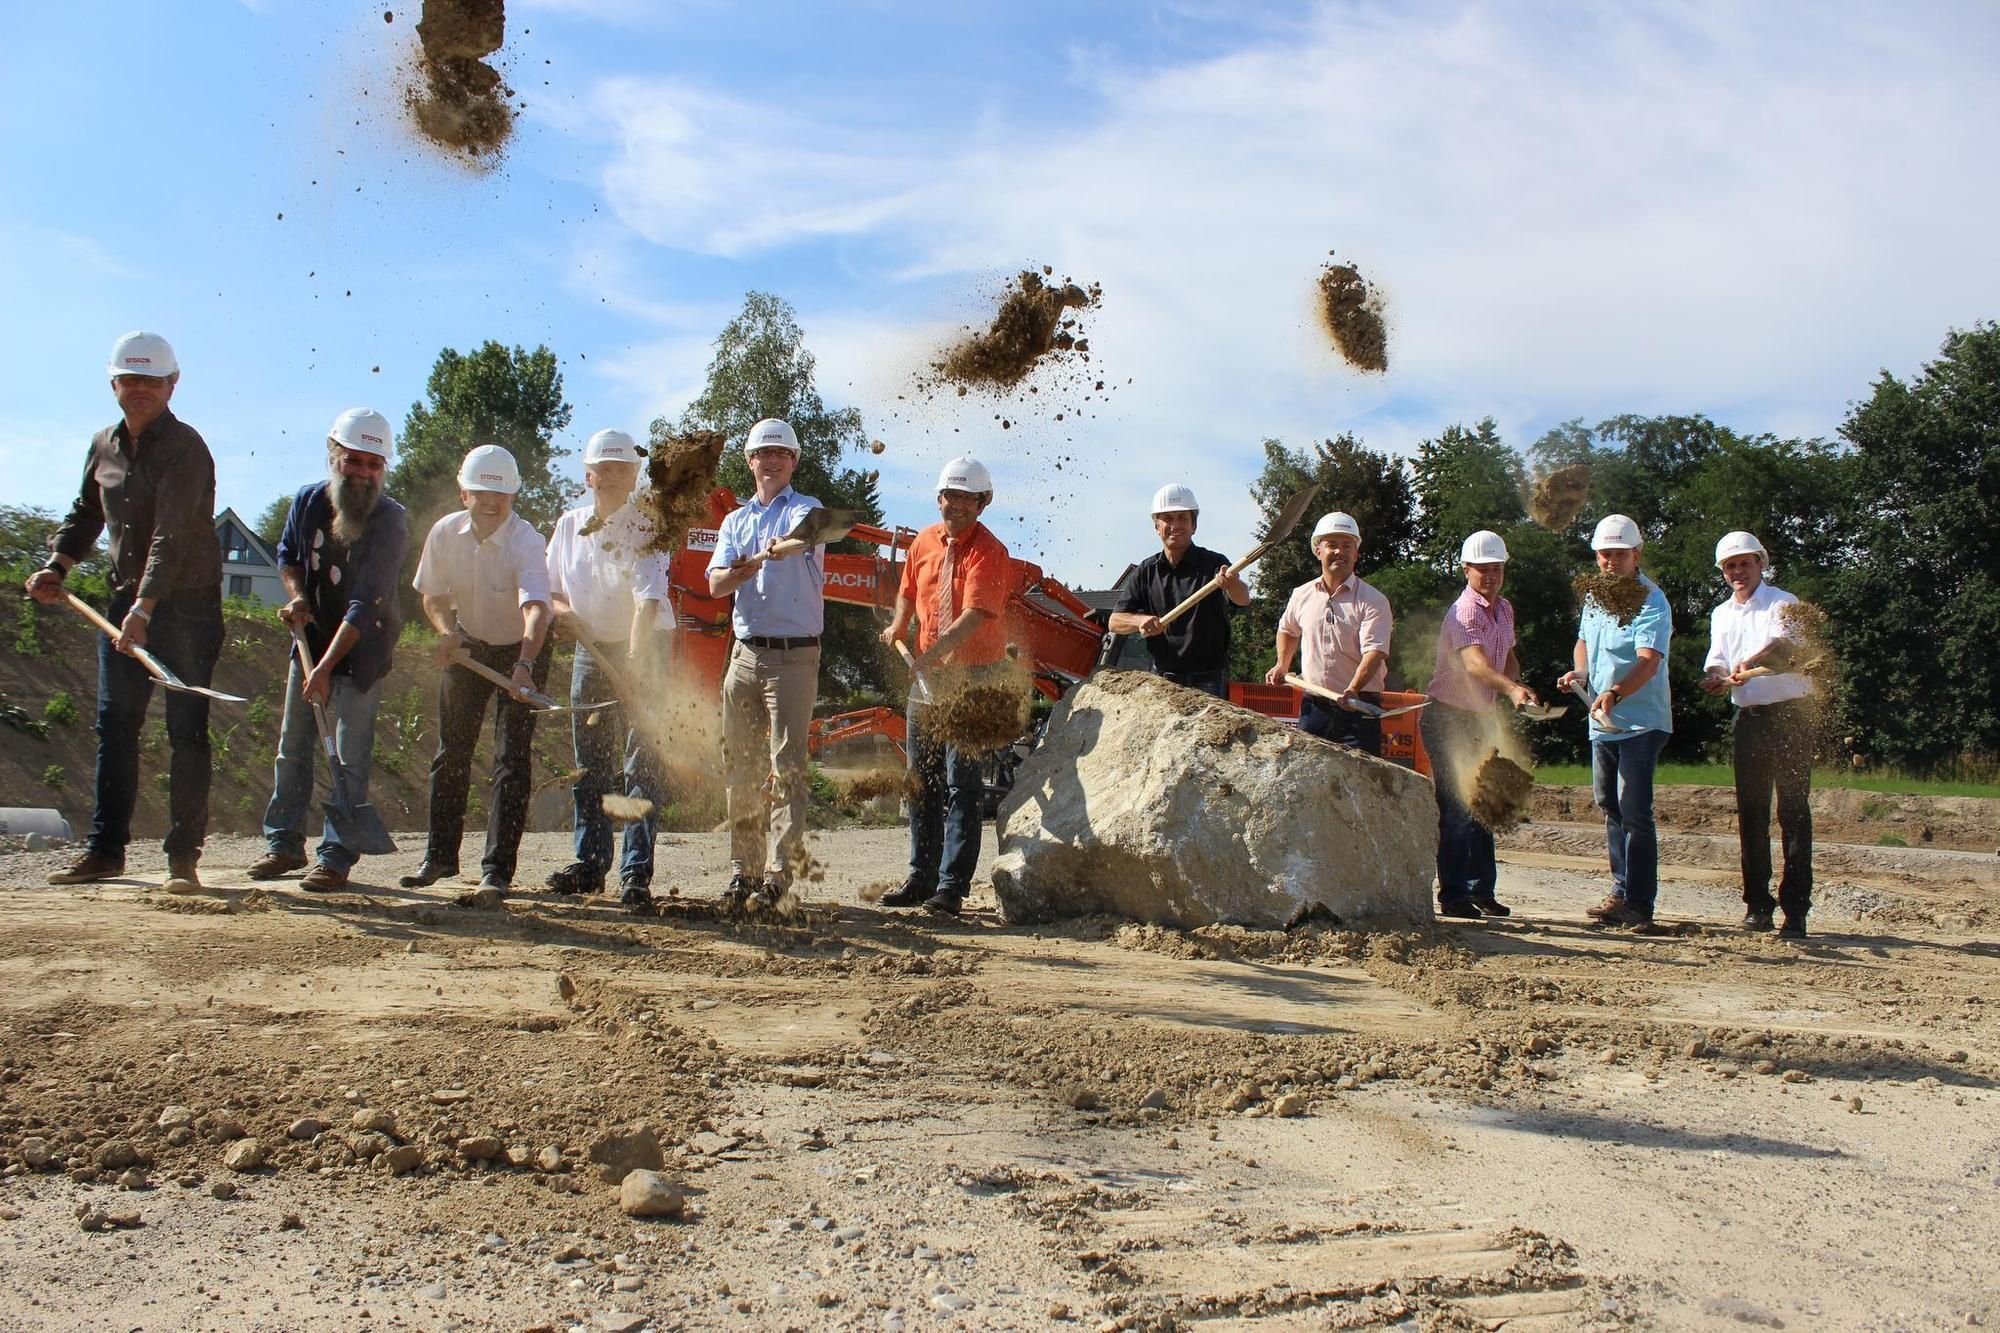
[1265,511,1393,755]
[1423,531,1542,918]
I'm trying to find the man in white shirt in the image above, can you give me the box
[706,419,826,911]
[1265,511,1394,755]
[1701,531,1814,939]
[543,429,671,910]
[405,444,555,893]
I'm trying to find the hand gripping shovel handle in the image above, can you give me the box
[1154,480,1319,632]
[895,641,933,705]
[447,648,563,711]
[1568,679,1630,732]
[63,591,247,703]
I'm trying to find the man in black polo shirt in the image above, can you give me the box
[1106,484,1249,698]
[28,331,224,894]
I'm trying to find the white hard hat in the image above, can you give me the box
[1460,530,1509,564]
[1590,514,1643,551]
[1311,511,1361,542]
[745,418,800,455]
[1151,483,1199,515]
[457,443,522,495]
[584,429,644,465]
[106,330,178,379]
[937,456,994,496]
[1714,530,1767,566]
[328,407,393,460]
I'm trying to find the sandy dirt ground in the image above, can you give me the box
[0,821,1995,1331]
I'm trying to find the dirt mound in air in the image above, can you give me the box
[1574,571,1649,625]
[922,654,1033,755]
[634,431,727,556]
[1529,463,1591,531]
[1316,259,1388,373]
[405,0,514,159]
[932,269,1101,391]
[1468,749,1535,831]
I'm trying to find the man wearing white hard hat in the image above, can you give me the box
[406,444,554,893]
[249,409,410,890]
[1423,531,1542,918]
[1106,483,1250,698]
[878,456,1013,916]
[707,419,827,912]
[1701,531,1815,938]
[543,429,671,910]
[1266,511,1393,754]
[1557,514,1673,928]
[32,332,224,894]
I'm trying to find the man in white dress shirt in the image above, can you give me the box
[543,429,671,910]
[1701,530,1815,939]
[405,444,554,893]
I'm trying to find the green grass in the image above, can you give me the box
[1531,762,2000,799]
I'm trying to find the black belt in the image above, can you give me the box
[738,635,819,650]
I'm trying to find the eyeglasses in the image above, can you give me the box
[112,374,165,389]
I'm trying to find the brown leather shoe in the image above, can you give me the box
[248,852,308,880]
[299,862,349,893]
[163,857,203,895]
[1585,895,1624,921]
[48,850,125,885]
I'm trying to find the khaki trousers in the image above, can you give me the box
[721,641,820,882]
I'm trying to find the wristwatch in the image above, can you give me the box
[514,658,535,674]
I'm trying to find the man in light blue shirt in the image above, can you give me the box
[1557,514,1673,928]
[706,419,826,910]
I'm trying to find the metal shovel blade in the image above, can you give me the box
[1262,481,1324,545]
[150,667,249,704]
[785,506,860,546]
[324,787,397,857]
[1518,702,1569,722]
[1567,680,1629,732]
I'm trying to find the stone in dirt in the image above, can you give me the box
[458,1135,505,1161]
[286,1117,326,1141]
[991,672,1436,927]
[210,1179,237,1200]
[382,1144,425,1175]
[19,1137,54,1169]
[1316,259,1388,373]
[157,1105,196,1131]
[589,1124,664,1183]
[94,1140,141,1170]
[223,1139,268,1172]
[618,1169,686,1218]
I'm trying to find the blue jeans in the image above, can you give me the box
[1421,702,1499,905]
[262,658,384,872]
[906,699,983,896]
[91,591,224,861]
[1592,728,1670,913]
[569,639,663,887]
[1300,694,1383,755]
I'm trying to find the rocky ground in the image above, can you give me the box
[0,822,1995,1331]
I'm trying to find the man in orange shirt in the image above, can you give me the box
[878,457,1013,916]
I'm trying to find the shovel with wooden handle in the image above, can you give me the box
[730,507,859,570]
[1153,481,1322,632]
[289,624,396,856]
[894,641,933,705]
[1567,679,1630,732]
[446,649,612,715]
[1285,673,1428,718]
[62,591,247,703]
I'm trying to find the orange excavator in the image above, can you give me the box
[662,489,1430,778]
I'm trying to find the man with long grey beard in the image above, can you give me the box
[248,408,409,890]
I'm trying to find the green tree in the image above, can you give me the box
[1828,322,2000,770]
[1409,418,1526,571]
[391,342,577,538]
[664,292,887,699]
[254,494,293,546]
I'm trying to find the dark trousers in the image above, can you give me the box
[1421,702,1500,905]
[1734,700,1814,920]
[90,591,223,861]
[423,634,551,883]
[1300,693,1383,755]
[906,699,983,897]
[569,639,662,887]
[1592,728,1669,913]
[1155,666,1229,700]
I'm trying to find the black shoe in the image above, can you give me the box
[619,884,655,913]
[1601,901,1655,928]
[1777,916,1808,940]
[400,861,459,889]
[922,891,964,918]
[1438,898,1484,920]
[545,861,605,897]
[1474,898,1511,918]
[1743,907,1776,932]
[879,877,934,908]
[479,873,509,892]
[722,872,758,911]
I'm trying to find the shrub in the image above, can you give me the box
[41,764,64,789]
[43,690,79,727]
[246,695,272,728]
[12,599,41,656]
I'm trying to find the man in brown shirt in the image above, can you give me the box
[27,332,225,893]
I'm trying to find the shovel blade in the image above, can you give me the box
[325,800,397,857]
[1261,481,1324,545]
[786,506,859,546]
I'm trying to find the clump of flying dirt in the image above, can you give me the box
[1574,571,1650,625]
[837,769,907,802]
[1468,749,1536,831]
[405,0,514,160]
[932,269,1101,391]
[634,431,727,556]
[922,653,1033,755]
[1529,463,1591,531]
[600,794,654,823]
[1316,258,1388,373]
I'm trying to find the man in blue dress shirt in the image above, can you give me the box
[705,419,827,910]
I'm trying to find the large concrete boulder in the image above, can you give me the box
[991,673,1436,928]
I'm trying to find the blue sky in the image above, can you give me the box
[4,1,1997,586]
